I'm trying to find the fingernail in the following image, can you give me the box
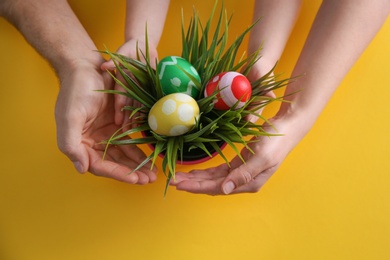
[73,161,84,173]
[223,181,235,194]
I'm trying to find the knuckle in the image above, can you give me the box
[137,177,149,185]
[237,169,253,185]
[57,143,74,156]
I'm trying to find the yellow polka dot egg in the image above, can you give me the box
[148,93,200,136]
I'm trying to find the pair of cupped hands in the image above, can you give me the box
[55,41,297,195]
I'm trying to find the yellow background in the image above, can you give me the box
[1,0,390,259]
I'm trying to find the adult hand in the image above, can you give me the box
[55,60,157,184]
[101,40,159,128]
[171,114,305,195]
[170,62,304,195]
[243,60,277,123]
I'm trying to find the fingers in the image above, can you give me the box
[105,72,128,126]
[116,143,158,179]
[100,43,130,71]
[171,165,230,195]
[114,88,126,125]
[56,107,90,173]
[101,58,138,127]
[58,140,89,174]
[100,40,141,71]
[228,166,276,194]
[221,163,277,194]
[170,143,280,195]
[174,178,224,195]
[220,143,279,194]
[173,163,257,195]
[171,162,277,195]
[88,146,157,185]
[57,104,157,184]
[174,164,230,181]
[100,40,158,127]
[101,59,115,71]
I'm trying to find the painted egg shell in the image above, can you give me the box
[148,93,200,136]
[204,72,252,110]
[157,56,201,98]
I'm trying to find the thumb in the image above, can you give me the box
[221,164,256,194]
[221,152,267,194]
[56,111,89,173]
[101,59,116,71]
[221,145,281,194]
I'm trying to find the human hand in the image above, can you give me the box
[101,39,159,128]
[170,62,304,195]
[243,60,276,123]
[55,60,157,184]
[170,115,305,195]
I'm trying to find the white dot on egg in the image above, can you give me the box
[175,93,192,102]
[212,75,219,82]
[188,81,195,87]
[190,66,198,76]
[170,77,181,87]
[178,104,194,122]
[170,125,189,136]
[162,99,176,115]
[148,115,158,131]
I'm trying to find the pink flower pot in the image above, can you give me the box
[142,131,226,165]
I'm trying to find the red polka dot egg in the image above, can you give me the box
[204,72,252,110]
[148,93,200,136]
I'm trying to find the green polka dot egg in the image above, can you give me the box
[148,93,200,136]
[157,56,201,98]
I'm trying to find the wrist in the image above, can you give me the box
[272,97,317,139]
[55,51,104,81]
[264,107,313,152]
[256,57,278,76]
[115,38,158,65]
[124,35,158,51]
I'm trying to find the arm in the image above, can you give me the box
[172,0,390,195]
[103,0,170,62]
[0,0,100,78]
[0,0,157,184]
[248,0,303,77]
[125,0,170,48]
[280,0,390,127]
[101,0,170,126]
[101,0,170,66]
[245,0,302,121]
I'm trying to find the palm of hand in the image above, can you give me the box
[170,62,295,195]
[171,123,285,195]
[55,66,157,184]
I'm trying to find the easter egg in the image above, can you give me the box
[148,93,200,136]
[204,72,252,110]
[157,56,201,98]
